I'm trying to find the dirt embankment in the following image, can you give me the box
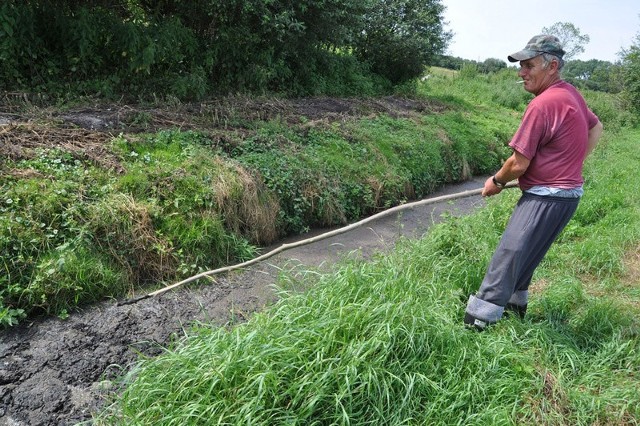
[0,95,444,169]
[1,96,483,426]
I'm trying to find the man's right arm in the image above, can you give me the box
[482,150,530,197]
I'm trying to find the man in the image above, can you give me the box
[463,35,604,330]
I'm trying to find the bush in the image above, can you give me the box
[583,90,638,132]
[353,0,451,84]
[0,0,453,100]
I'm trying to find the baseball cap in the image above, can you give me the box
[507,35,566,63]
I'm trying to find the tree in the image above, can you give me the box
[353,0,452,84]
[0,0,374,96]
[0,0,453,97]
[480,58,507,74]
[620,27,640,113]
[563,59,623,93]
[541,22,590,60]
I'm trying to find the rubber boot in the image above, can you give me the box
[464,312,495,331]
[504,303,527,319]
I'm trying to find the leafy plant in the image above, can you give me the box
[0,0,453,100]
[0,305,25,327]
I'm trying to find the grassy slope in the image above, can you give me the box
[2,74,522,324]
[99,79,640,423]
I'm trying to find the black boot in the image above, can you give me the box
[504,303,527,319]
[464,312,494,331]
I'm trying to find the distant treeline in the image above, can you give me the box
[434,55,625,94]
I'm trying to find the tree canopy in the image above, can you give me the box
[541,22,590,61]
[620,27,640,113]
[0,0,452,99]
[353,0,451,84]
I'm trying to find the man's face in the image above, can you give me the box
[518,55,555,95]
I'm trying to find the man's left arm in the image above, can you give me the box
[586,120,603,156]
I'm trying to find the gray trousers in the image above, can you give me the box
[466,192,580,322]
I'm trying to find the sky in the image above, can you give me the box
[442,0,639,63]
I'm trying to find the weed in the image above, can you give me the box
[0,306,26,327]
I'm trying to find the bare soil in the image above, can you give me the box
[0,97,486,425]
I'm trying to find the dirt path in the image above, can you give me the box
[0,174,489,425]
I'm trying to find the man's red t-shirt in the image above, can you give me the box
[509,81,599,191]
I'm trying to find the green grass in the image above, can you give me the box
[423,67,533,111]
[99,126,640,424]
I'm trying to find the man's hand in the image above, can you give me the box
[483,150,529,197]
[482,176,503,197]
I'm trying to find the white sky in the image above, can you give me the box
[442,0,639,63]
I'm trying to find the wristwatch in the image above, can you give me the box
[492,175,506,189]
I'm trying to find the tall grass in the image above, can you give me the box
[100,124,640,424]
[421,67,533,111]
[233,111,512,234]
